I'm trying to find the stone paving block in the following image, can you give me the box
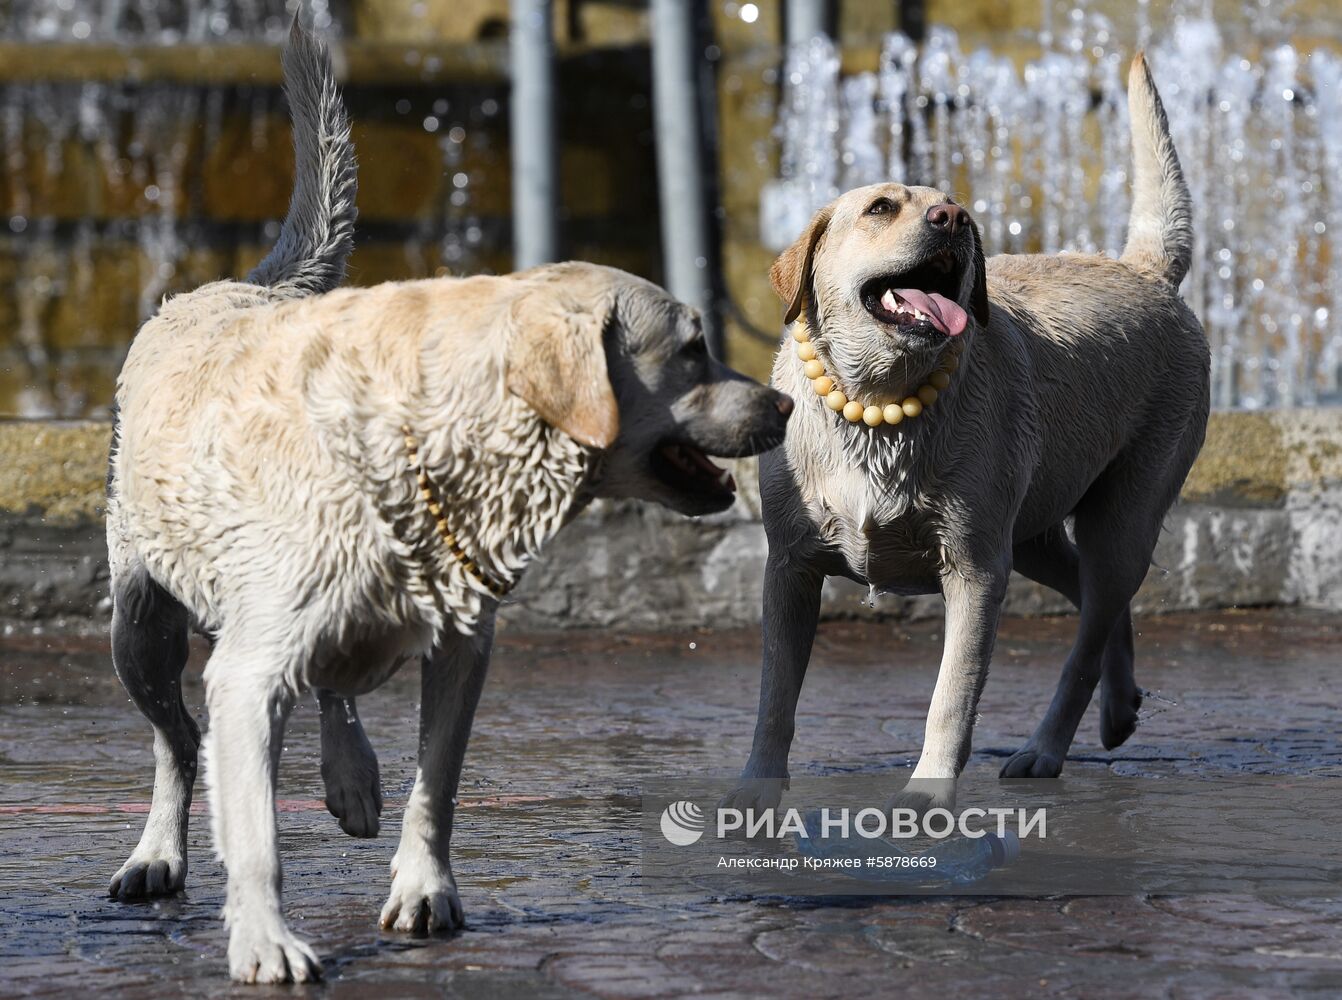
[4,611,1342,995]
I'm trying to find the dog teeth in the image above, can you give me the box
[879,288,931,323]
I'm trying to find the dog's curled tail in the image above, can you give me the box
[247,16,357,298]
[1121,53,1192,288]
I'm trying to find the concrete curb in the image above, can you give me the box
[3,411,1341,631]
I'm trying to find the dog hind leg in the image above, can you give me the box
[1012,529,1142,752]
[108,569,198,900]
[1003,459,1170,778]
[1097,614,1139,750]
[318,690,383,838]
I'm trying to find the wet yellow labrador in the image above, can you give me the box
[725,54,1208,817]
[105,22,791,984]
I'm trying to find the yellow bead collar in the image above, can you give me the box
[792,317,961,426]
[402,424,514,599]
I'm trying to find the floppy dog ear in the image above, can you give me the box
[969,220,990,327]
[504,286,620,449]
[771,204,833,325]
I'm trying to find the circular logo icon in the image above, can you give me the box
[660,800,706,846]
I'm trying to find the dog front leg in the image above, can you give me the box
[380,615,495,934]
[722,554,823,813]
[898,563,1009,812]
[203,651,320,984]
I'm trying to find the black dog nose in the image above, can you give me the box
[926,202,969,234]
[774,393,794,418]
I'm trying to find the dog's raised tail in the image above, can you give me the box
[1121,53,1192,287]
[247,17,357,298]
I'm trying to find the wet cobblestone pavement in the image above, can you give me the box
[3,609,1342,997]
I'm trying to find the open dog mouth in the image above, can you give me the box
[860,250,968,336]
[652,441,736,498]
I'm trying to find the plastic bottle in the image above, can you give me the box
[921,828,1020,885]
[793,809,1019,886]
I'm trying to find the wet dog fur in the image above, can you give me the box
[104,21,791,984]
[723,54,1209,817]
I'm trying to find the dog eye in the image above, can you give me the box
[866,198,897,216]
[683,337,708,357]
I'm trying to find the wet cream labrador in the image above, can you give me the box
[105,23,791,984]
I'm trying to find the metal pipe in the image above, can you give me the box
[509,0,558,268]
[785,0,828,48]
[650,0,720,354]
[898,0,927,44]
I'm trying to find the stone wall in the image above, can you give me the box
[3,409,1340,634]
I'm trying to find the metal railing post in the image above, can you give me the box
[650,0,721,356]
[785,0,829,47]
[509,0,558,268]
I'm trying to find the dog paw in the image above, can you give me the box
[887,777,957,819]
[379,856,463,935]
[1100,686,1143,751]
[109,854,185,900]
[323,770,382,839]
[717,777,786,838]
[999,745,1064,778]
[227,920,322,984]
[321,744,383,839]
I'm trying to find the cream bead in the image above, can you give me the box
[801,342,955,425]
[792,324,810,343]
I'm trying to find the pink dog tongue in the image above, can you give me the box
[895,288,968,336]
